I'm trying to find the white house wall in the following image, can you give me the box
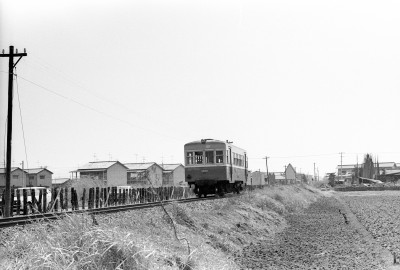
[107,163,128,186]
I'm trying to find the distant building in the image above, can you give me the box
[0,167,28,187]
[77,161,128,186]
[268,172,286,184]
[25,168,53,187]
[337,162,397,176]
[160,164,185,186]
[285,164,296,184]
[124,162,163,188]
[248,171,268,186]
[52,178,73,188]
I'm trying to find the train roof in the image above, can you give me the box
[185,139,227,145]
[185,139,246,152]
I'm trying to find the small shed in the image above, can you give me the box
[25,168,53,187]
[77,161,128,186]
[125,162,163,188]
[248,171,268,186]
[161,164,185,186]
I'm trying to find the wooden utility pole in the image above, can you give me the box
[265,156,269,184]
[0,46,27,217]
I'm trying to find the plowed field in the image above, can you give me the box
[236,195,390,269]
[340,191,400,262]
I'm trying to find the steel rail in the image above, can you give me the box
[0,195,223,228]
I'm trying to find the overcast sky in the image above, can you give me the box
[1,0,400,178]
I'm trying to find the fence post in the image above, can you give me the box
[88,188,93,209]
[82,188,86,210]
[95,187,99,208]
[38,189,42,213]
[60,188,64,211]
[23,189,28,215]
[75,189,79,210]
[16,189,21,215]
[64,188,68,211]
[70,188,75,210]
[31,189,36,213]
[104,187,108,207]
[99,187,104,208]
[43,189,47,213]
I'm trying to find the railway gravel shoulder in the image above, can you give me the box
[236,195,393,269]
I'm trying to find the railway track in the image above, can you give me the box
[0,195,224,228]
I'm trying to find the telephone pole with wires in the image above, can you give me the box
[1,45,27,217]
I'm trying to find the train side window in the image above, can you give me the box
[216,151,223,163]
[186,152,194,165]
[205,151,214,164]
[195,151,203,164]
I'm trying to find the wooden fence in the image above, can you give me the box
[0,186,195,217]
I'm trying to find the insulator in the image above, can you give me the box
[24,48,26,53]
[2,49,4,54]
[16,49,18,53]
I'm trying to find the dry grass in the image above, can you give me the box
[0,184,323,269]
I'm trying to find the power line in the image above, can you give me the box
[13,73,184,143]
[14,69,29,172]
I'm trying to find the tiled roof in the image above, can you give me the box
[160,164,183,171]
[25,168,53,174]
[77,161,125,171]
[124,162,156,171]
[0,167,21,174]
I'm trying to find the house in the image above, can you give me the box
[0,167,28,187]
[124,162,163,188]
[160,164,185,186]
[285,164,296,184]
[77,161,128,186]
[25,168,53,187]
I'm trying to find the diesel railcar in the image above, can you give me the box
[184,139,248,197]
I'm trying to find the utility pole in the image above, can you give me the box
[313,162,316,181]
[264,156,269,185]
[0,46,27,217]
[339,152,343,181]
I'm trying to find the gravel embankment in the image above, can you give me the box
[236,196,389,269]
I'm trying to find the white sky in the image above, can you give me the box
[1,0,400,178]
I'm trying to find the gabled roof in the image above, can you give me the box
[25,168,53,174]
[77,161,127,171]
[160,164,184,172]
[0,167,23,174]
[285,163,296,173]
[124,162,162,171]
